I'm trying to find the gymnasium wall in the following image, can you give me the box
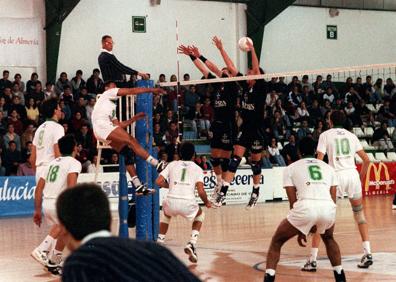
[261,6,396,74]
[57,0,247,81]
[0,0,46,81]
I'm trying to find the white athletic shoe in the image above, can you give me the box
[31,248,49,266]
[392,205,396,210]
[301,259,317,272]
[357,254,373,268]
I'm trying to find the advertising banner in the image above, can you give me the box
[0,18,41,67]
[357,162,396,196]
[0,176,35,217]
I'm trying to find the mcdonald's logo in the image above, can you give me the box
[364,162,395,192]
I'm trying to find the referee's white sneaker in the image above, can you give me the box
[31,248,49,266]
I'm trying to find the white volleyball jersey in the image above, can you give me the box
[317,128,363,171]
[32,120,65,167]
[283,158,338,201]
[42,156,82,199]
[92,88,119,128]
[160,160,204,200]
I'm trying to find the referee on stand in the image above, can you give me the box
[98,35,149,86]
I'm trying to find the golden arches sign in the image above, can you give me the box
[364,162,395,192]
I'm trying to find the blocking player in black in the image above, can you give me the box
[211,36,268,209]
[178,44,239,198]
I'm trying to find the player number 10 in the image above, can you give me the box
[335,138,350,156]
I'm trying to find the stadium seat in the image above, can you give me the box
[367,152,378,163]
[195,144,211,155]
[374,104,383,113]
[366,104,376,112]
[360,140,375,150]
[353,127,365,138]
[387,152,396,162]
[388,127,395,136]
[355,154,363,164]
[364,127,374,137]
[277,142,283,150]
[375,152,388,162]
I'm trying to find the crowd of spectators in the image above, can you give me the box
[0,68,395,176]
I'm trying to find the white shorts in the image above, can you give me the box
[93,120,118,141]
[162,197,199,221]
[336,169,362,199]
[287,200,336,235]
[43,199,58,226]
[35,165,48,183]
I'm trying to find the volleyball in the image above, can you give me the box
[238,37,253,52]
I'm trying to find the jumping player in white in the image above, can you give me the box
[156,142,211,263]
[264,137,346,282]
[33,135,81,275]
[92,81,167,194]
[30,98,65,266]
[302,110,372,271]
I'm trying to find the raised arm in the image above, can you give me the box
[117,87,165,96]
[212,36,238,76]
[190,46,223,78]
[247,40,260,75]
[178,45,210,78]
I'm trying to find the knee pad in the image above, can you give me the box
[228,156,242,173]
[120,146,134,165]
[352,204,367,225]
[161,213,171,224]
[210,157,221,168]
[194,211,205,223]
[250,160,262,176]
[220,158,229,172]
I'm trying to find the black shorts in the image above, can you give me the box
[235,125,267,154]
[209,120,235,151]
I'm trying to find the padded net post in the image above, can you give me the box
[118,155,129,238]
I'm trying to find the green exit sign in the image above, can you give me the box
[132,16,146,33]
[327,25,337,40]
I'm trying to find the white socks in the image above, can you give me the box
[190,230,200,245]
[362,241,371,255]
[265,269,276,276]
[310,248,319,262]
[333,265,343,274]
[157,234,165,243]
[146,156,158,166]
[38,235,55,252]
[131,176,142,188]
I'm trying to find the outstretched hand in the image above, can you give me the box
[189,45,201,58]
[177,45,192,56]
[138,72,149,80]
[212,36,223,50]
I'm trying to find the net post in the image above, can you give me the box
[135,79,155,240]
[118,155,129,238]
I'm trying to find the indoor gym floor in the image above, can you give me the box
[0,195,395,282]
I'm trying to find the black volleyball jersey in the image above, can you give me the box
[237,72,267,125]
[206,73,239,122]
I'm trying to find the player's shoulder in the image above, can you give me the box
[318,159,336,173]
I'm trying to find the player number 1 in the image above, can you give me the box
[180,168,187,182]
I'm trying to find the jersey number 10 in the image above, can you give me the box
[335,138,350,156]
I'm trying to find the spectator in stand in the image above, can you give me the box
[312,75,324,94]
[153,123,165,149]
[321,74,337,93]
[301,85,314,105]
[200,155,212,170]
[85,97,96,125]
[362,75,374,103]
[344,101,359,126]
[11,82,25,105]
[355,99,373,126]
[26,98,39,125]
[323,87,335,104]
[167,74,178,112]
[0,111,7,135]
[21,140,32,161]
[71,111,87,133]
[75,124,94,155]
[321,100,332,117]
[110,153,119,164]
[44,82,55,99]
[267,77,279,93]
[27,81,45,106]
[2,87,13,104]
[155,73,166,88]
[297,119,312,140]
[71,70,86,99]
[372,122,394,151]
[26,73,40,95]
[17,153,34,176]
[200,98,214,135]
[0,97,9,116]
[268,138,286,166]
[9,96,27,121]
[296,101,310,121]
[62,122,71,135]
[7,110,24,136]
[13,73,25,92]
[73,97,88,118]
[372,78,383,103]
[153,95,164,116]
[312,120,325,142]
[87,155,102,174]
[3,124,21,151]
[86,68,104,95]
[344,85,362,105]
[266,90,278,109]
[0,148,5,176]
[60,85,74,105]
[79,86,90,100]
[55,72,72,95]
[165,122,179,144]
[165,136,179,162]
[288,86,302,107]
[384,78,396,98]
[301,75,313,92]
[60,100,72,121]
[0,70,12,95]
[273,98,291,127]
[272,110,287,139]
[3,140,22,175]
[76,143,90,172]
[308,99,323,126]
[282,134,299,165]
[184,85,200,118]
[287,76,302,93]
[377,99,396,127]
[21,124,35,150]
[339,77,354,96]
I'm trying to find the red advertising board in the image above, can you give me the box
[356,162,396,196]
